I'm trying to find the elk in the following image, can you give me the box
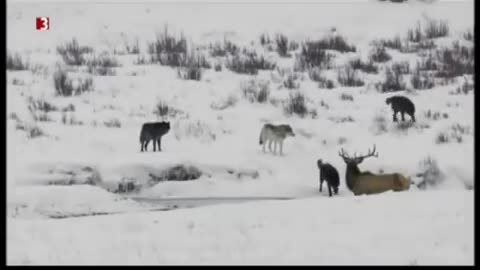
[338,145,410,195]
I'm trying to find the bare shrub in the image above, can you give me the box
[61,112,83,125]
[416,53,439,71]
[56,38,93,65]
[337,66,365,87]
[329,116,355,123]
[424,109,449,121]
[435,123,471,144]
[177,52,210,81]
[147,26,187,66]
[451,77,474,95]
[319,100,330,110]
[434,41,474,78]
[378,36,403,51]
[125,38,140,54]
[308,68,335,89]
[295,41,334,71]
[289,40,300,51]
[12,78,25,85]
[275,33,291,57]
[376,66,406,92]
[16,121,45,139]
[240,79,270,103]
[148,165,202,184]
[134,55,150,65]
[282,72,301,89]
[214,62,222,72]
[104,118,121,128]
[154,100,170,118]
[260,33,272,46]
[53,68,94,96]
[348,58,378,74]
[407,22,423,43]
[226,51,276,75]
[410,69,435,90]
[405,18,449,48]
[313,35,356,53]
[416,156,445,190]
[209,39,239,57]
[27,97,57,113]
[7,52,29,70]
[86,54,120,76]
[210,94,238,110]
[464,29,474,41]
[370,44,391,63]
[339,93,354,101]
[417,39,436,50]
[391,61,410,75]
[173,120,216,143]
[27,97,57,122]
[372,113,388,134]
[284,91,312,118]
[424,18,449,39]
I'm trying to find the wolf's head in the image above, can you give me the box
[284,125,295,137]
[317,159,323,169]
[161,121,171,132]
[385,97,392,105]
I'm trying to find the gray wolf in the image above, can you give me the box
[259,123,295,155]
[317,159,340,197]
[140,121,170,152]
[386,95,416,122]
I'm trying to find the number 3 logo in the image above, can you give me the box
[36,17,50,31]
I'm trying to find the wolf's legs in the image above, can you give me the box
[140,141,144,152]
[153,139,157,152]
[156,138,162,151]
[262,139,266,153]
[279,141,283,155]
[319,175,323,192]
[144,140,150,151]
[401,111,406,121]
[393,111,398,122]
[268,140,273,152]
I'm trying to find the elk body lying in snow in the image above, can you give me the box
[338,145,410,196]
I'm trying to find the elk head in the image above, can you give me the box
[338,144,379,167]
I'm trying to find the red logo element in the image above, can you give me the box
[36,17,50,31]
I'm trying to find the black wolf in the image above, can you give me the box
[140,122,170,152]
[386,95,416,122]
[317,159,340,197]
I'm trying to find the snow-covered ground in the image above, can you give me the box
[7,0,474,265]
[7,190,474,265]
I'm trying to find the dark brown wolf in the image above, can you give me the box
[140,121,170,152]
[386,95,416,122]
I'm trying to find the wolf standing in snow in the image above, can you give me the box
[317,159,340,197]
[386,95,416,122]
[140,121,170,152]
[259,123,295,155]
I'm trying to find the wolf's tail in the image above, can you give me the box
[259,127,264,145]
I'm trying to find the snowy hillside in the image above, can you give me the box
[7,0,474,265]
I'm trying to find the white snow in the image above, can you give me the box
[7,0,474,265]
[7,190,474,265]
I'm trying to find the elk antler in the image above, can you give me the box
[338,148,351,159]
[355,144,379,159]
